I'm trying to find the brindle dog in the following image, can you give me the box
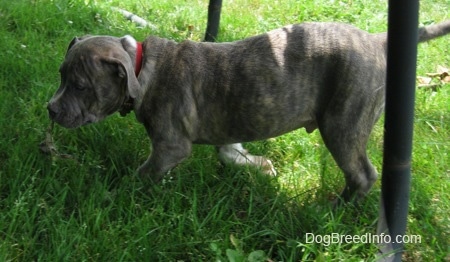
[48,21,450,202]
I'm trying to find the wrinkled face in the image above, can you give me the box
[47,38,128,128]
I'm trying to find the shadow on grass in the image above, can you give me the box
[112,154,382,260]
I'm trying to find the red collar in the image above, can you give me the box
[119,41,142,117]
[135,42,143,76]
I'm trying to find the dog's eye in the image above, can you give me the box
[74,84,86,91]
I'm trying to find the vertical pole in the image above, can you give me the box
[204,0,223,42]
[378,0,419,261]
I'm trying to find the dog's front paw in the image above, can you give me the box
[137,163,165,184]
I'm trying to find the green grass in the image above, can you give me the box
[0,0,449,260]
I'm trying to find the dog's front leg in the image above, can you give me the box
[138,138,192,183]
[218,143,276,175]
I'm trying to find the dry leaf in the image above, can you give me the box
[437,65,450,83]
[418,65,450,89]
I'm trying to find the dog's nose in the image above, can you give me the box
[47,102,59,119]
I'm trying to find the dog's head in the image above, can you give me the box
[47,35,141,128]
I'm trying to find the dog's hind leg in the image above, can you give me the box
[217,143,277,175]
[317,106,379,204]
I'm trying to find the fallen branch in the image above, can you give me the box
[112,7,158,30]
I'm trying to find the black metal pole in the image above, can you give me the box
[378,0,419,261]
[204,0,223,42]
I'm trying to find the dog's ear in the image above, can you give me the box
[66,35,92,53]
[102,57,141,99]
[66,37,80,53]
[118,61,141,99]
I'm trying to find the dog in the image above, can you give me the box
[47,20,450,202]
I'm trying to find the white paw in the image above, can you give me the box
[218,143,277,176]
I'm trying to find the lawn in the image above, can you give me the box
[0,0,448,260]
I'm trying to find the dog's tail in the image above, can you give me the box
[418,20,450,42]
